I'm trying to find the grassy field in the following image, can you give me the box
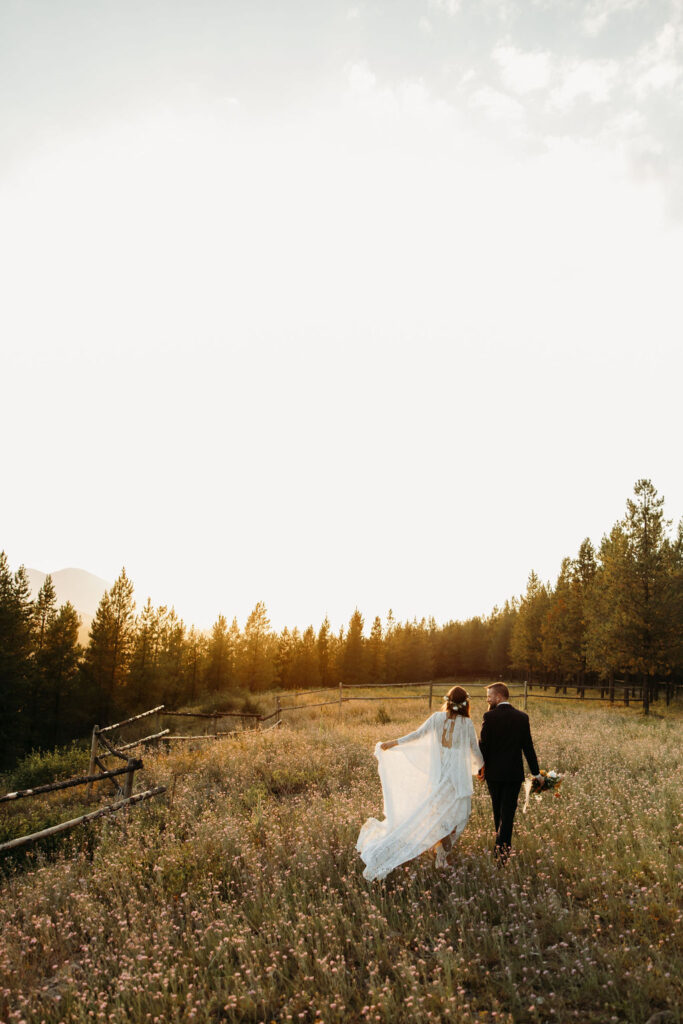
[0,689,681,1024]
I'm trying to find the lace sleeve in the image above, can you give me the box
[397,713,439,746]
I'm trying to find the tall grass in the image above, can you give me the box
[0,695,680,1023]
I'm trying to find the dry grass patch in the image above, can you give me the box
[0,697,681,1023]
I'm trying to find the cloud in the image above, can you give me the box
[548,57,620,110]
[465,5,683,213]
[469,83,526,127]
[492,44,553,93]
[631,20,683,98]
[347,61,377,95]
[344,61,453,128]
[428,0,462,14]
[581,0,645,37]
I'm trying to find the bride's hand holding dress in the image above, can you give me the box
[357,700,483,881]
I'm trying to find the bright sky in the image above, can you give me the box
[2,0,682,633]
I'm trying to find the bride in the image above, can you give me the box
[356,686,483,881]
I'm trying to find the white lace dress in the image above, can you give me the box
[356,712,484,881]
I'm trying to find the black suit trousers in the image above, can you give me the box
[486,780,522,854]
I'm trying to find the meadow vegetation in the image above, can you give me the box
[0,693,681,1024]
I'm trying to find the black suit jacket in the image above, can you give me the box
[479,703,539,782]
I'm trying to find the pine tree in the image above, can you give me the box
[205,614,232,692]
[38,602,82,742]
[239,602,275,691]
[486,601,516,678]
[510,570,550,684]
[27,575,58,745]
[342,609,365,684]
[384,609,401,684]
[620,479,678,712]
[34,575,57,651]
[292,626,321,690]
[669,520,683,680]
[409,618,435,682]
[0,554,35,766]
[82,568,135,724]
[432,620,459,680]
[585,524,630,694]
[458,617,488,676]
[275,627,294,689]
[183,626,206,705]
[330,625,346,685]
[129,598,159,708]
[317,617,333,688]
[541,558,584,686]
[157,608,186,706]
[367,615,385,683]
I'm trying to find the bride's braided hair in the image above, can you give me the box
[441,685,471,718]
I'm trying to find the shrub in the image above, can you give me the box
[8,740,89,791]
[240,695,261,716]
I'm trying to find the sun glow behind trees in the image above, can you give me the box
[1,480,681,768]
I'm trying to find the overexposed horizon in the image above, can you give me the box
[3,1,682,635]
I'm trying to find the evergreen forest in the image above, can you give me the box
[1,479,681,770]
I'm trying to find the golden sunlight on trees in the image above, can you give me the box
[1,480,682,768]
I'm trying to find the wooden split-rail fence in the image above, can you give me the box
[0,706,171,856]
[0,704,265,855]
[3,677,676,856]
[266,675,677,724]
[0,760,165,856]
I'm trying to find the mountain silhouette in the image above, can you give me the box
[26,567,111,645]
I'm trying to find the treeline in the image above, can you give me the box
[1,479,681,768]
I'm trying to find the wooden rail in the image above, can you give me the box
[343,694,428,702]
[114,729,170,752]
[162,735,224,742]
[265,676,654,725]
[343,680,434,689]
[0,787,166,854]
[0,761,143,804]
[277,698,349,712]
[164,710,261,720]
[97,706,165,735]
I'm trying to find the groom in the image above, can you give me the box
[477,683,542,862]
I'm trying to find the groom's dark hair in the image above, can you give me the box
[486,682,509,700]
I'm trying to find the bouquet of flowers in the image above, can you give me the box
[523,769,564,812]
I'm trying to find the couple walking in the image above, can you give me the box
[356,683,541,881]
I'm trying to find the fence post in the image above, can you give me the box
[86,726,99,796]
[524,680,528,711]
[214,713,219,739]
[624,686,629,707]
[122,759,136,799]
[276,696,281,727]
[339,681,343,721]
[429,681,433,711]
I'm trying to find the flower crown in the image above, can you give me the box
[443,692,469,710]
